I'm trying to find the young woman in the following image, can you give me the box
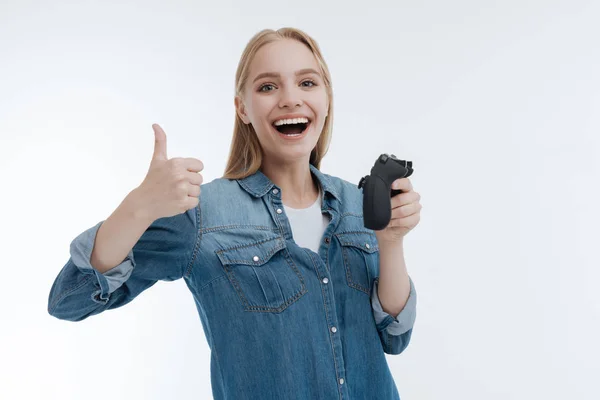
[48,27,422,400]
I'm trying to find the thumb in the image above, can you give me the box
[152,123,168,161]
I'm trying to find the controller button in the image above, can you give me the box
[358,176,366,188]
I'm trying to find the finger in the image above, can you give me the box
[185,170,204,185]
[391,202,422,219]
[391,191,420,208]
[187,183,201,197]
[152,124,168,161]
[185,195,200,210]
[392,178,413,192]
[389,212,420,228]
[183,158,204,173]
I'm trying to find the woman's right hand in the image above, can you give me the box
[134,123,204,222]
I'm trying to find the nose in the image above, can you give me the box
[278,85,303,109]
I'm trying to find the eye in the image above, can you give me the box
[301,79,316,87]
[258,83,275,92]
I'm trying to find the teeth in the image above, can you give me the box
[274,117,309,126]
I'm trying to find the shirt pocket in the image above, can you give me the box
[216,236,307,313]
[334,231,379,295]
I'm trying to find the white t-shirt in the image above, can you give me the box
[282,187,330,253]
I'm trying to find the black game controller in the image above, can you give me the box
[358,154,414,230]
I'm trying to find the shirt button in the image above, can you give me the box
[276,208,282,214]
[331,326,337,333]
[339,378,344,385]
[253,256,259,262]
[272,189,279,194]
[324,237,330,244]
[322,277,329,284]
[365,243,370,249]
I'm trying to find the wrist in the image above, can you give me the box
[377,237,405,251]
[126,187,156,225]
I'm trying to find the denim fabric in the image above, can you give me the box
[48,164,417,400]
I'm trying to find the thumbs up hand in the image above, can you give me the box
[135,124,204,222]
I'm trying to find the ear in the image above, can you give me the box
[234,96,250,124]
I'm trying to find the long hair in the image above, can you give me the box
[222,27,334,180]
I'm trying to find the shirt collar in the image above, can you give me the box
[236,164,341,203]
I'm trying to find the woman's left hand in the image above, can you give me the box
[374,178,422,244]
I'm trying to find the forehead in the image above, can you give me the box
[249,39,320,79]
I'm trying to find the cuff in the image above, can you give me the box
[69,221,136,301]
[371,275,417,335]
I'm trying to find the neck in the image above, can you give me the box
[260,158,319,209]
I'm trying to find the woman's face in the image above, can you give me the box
[235,39,329,165]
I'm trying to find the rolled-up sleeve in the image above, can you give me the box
[70,221,136,298]
[371,275,417,355]
[48,207,198,322]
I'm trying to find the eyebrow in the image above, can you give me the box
[252,68,321,84]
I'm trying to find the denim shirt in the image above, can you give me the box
[48,164,417,400]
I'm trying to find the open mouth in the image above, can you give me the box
[272,120,311,137]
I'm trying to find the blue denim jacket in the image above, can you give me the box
[48,164,417,400]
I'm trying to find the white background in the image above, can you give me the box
[1,1,599,399]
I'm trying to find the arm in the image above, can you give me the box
[371,239,417,355]
[47,189,199,321]
[89,188,156,274]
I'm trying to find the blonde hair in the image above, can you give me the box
[222,27,334,180]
